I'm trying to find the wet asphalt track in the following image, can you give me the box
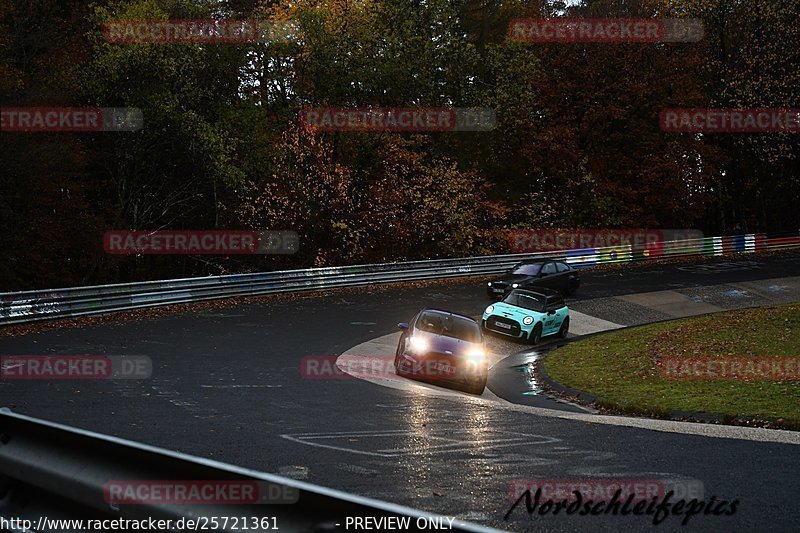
[1,253,799,532]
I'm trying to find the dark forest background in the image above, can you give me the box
[1,0,798,290]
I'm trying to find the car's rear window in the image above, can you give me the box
[510,263,542,275]
[503,291,546,312]
[416,312,481,342]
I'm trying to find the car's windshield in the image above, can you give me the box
[416,312,482,343]
[510,263,543,276]
[503,291,546,312]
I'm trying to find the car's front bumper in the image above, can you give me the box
[481,316,532,339]
[396,352,487,383]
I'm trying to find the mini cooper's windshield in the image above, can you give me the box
[503,291,546,312]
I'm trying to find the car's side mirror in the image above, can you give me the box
[540,271,549,277]
[398,322,409,330]
[547,310,555,315]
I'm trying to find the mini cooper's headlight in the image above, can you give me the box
[487,282,492,286]
[408,336,428,353]
[485,305,494,314]
[523,316,534,325]
[512,283,519,288]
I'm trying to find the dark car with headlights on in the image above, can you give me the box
[486,259,580,297]
[394,308,488,395]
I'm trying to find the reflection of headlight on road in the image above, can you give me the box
[485,305,494,314]
[409,336,428,353]
[523,316,533,325]
[512,283,519,288]
[466,348,486,363]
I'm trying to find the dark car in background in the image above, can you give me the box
[486,260,580,298]
[394,308,488,395]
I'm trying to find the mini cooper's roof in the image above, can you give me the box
[509,287,561,299]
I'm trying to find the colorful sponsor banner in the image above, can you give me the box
[300,107,496,132]
[660,109,800,133]
[665,234,706,256]
[0,355,151,379]
[764,234,800,248]
[754,234,767,251]
[565,248,597,267]
[103,19,299,44]
[103,480,298,505]
[508,18,703,43]
[595,244,632,263]
[1,107,143,132]
[659,356,799,381]
[634,240,664,260]
[727,235,746,254]
[103,230,298,254]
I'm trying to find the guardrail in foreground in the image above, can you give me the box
[1,232,798,326]
[0,409,500,532]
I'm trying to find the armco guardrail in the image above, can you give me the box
[0,409,500,532]
[1,232,798,326]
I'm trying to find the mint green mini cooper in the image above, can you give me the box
[481,288,569,344]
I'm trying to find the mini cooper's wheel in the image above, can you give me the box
[528,323,543,345]
[557,316,570,338]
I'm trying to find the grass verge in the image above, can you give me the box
[543,303,800,429]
